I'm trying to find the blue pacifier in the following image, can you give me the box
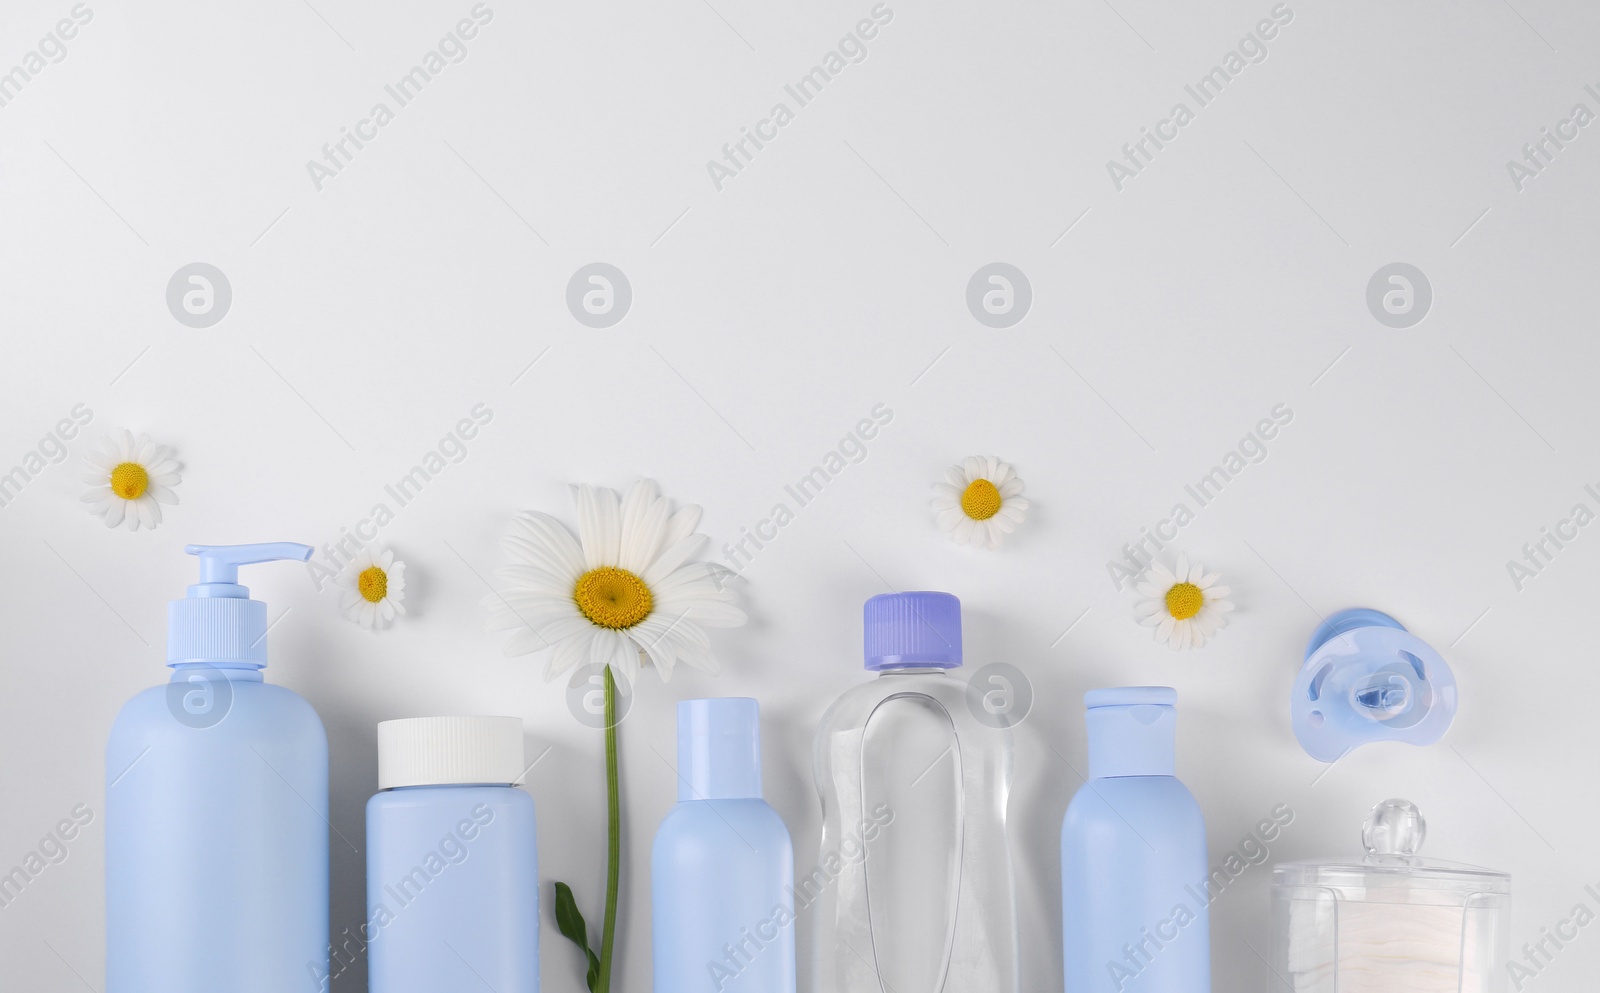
[1291,608,1458,763]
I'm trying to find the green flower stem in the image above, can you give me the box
[596,664,621,993]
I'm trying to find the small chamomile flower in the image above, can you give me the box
[80,430,181,531]
[930,456,1029,549]
[340,547,407,631]
[1134,555,1233,651]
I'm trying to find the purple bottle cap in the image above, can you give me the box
[863,591,962,670]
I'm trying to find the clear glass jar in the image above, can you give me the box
[1271,799,1510,992]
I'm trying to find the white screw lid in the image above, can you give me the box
[377,716,526,789]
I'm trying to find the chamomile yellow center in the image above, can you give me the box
[960,479,1002,520]
[110,462,149,500]
[1165,582,1204,621]
[357,567,388,604]
[574,566,654,629]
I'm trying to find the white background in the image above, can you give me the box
[2,0,1598,989]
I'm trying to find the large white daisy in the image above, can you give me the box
[80,430,181,531]
[339,547,407,631]
[1133,555,1234,651]
[931,456,1029,549]
[486,480,745,682]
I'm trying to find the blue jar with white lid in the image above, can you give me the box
[366,715,539,993]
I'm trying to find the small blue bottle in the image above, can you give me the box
[106,542,328,993]
[1061,687,1210,993]
[653,698,795,993]
[366,715,539,993]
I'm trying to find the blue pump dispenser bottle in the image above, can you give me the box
[652,697,796,993]
[1061,687,1210,993]
[106,542,329,993]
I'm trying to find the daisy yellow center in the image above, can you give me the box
[1165,582,1204,621]
[574,566,654,630]
[357,566,388,604]
[960,479,1002,520]
[110,462,149,500]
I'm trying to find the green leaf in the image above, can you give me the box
[553,881,601,992]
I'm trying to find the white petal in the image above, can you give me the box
[953,518,978,546]
[506,512,587,577]
[641,533,709,588]
[137,495,163,527]
[574,484,622,568]
[542,635,590,679]
[660,503,703,550]
[673,639,721,675]
[664,598,747,628]
[617,479,670,573]
[1155,615,1175,643]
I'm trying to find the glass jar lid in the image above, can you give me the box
[1273,799,1510,899]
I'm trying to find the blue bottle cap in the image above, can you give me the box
[863,591,962,670]
[676,697,762,801]
[1085,686,1178,778]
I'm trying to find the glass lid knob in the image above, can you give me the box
[1362,797,1426,857]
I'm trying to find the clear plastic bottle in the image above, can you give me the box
[812,591,1018,993]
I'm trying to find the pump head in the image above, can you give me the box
[168,542,312,667]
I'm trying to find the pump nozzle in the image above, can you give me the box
[186,542,314,585]
[170,541,313,667]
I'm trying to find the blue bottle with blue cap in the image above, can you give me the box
[813,592,1019,993]
[106,543,329,993]
[1061,687,1210,993]
[652,697,795,993]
